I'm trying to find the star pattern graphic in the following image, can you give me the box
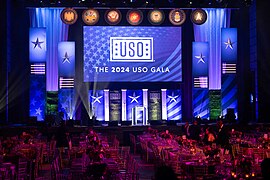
[168,92,179,103]
[58,90,75,120]
[62,52,71,64]
[30,76,45,120]
[83,26,175,77]
[128,92,140,103]
[32,38,44,49]
[35,107,42,115]
[91,94,103,104]
[195,53,206,64]
[224,38,234,50]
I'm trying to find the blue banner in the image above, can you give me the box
[221,28,237,62]
[222,75,238,118]
[89,90,105,121]
[59,89,75,120]
[166,90,182,120]
[127,90,143,121]
[193,89,209,119]
[29,28,46,62]
[58,41,75,77]
[84,26,182,82]
[192,42,209,77]
[29,76,46,121]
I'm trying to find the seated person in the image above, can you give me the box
[203,127,216,145]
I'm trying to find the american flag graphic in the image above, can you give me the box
[83,26,182,82]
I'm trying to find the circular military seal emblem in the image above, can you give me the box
[60,8,78,25]
[190,9,207,25]
[148,9,165,25]
[169,9,186,26]
[105,9,122,25]
[126,9,143,26]
[82,8,99,25]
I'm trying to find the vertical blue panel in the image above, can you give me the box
[222,75,238,118]
[192,42,209,77]
[29,76,46,121]
[127,90,143,121]
[109,90,122,121]
[89,90,105,121]
[58,42,75,77]
[193,89,209,119]
[221,28,237,62]
[58,89,75,120]
[166,90,182,120]
[29,28,47,62]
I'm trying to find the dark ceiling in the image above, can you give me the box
[24,0,253,8]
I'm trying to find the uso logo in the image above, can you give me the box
[110,37,153,62]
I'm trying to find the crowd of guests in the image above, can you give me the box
[182,120,229,148]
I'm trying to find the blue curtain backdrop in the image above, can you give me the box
[194,8,231,90]
[29,8,69,91]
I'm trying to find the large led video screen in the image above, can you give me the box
[84,26,182,82]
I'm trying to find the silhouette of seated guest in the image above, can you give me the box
[154,165,178,180]
[261,158,270,180]
[203,127,216,145]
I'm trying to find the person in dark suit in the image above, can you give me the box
[216,120,229,147]
[190,120,201,141]
[182,121,190,138]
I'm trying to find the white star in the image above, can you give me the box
[128,92,140,103]
[92,94,103,104]
[35,107,42,115]
[168,93,179,103]
[62,52,71,64]
[195,53,206,64]
[224,38,234,50]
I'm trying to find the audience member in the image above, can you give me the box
[190,120,201,141]
[203,127,216,145]
[216,120,229,147]
[182,121,190,138]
